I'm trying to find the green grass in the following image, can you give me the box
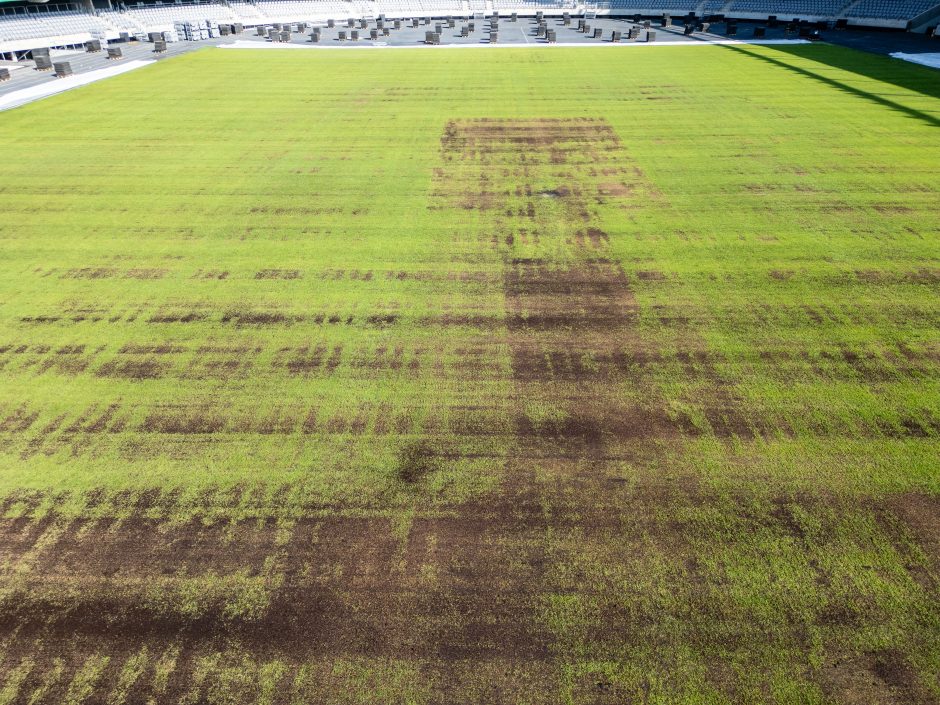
[0,43,937,704]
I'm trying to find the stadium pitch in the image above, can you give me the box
[0,44,938,703]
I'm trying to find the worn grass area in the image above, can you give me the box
[0,43,938,704]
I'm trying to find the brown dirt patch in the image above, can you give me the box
[254,269,302,279]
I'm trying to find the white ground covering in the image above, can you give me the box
[890,52,940,69]
[0,60,154,112]
[219,38,811,50]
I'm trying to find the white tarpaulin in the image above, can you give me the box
[0,60,155,112]
[890,52,940,69]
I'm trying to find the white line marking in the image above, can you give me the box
[0,60,155,112]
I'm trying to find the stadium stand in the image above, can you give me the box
[607,0,698,10]
[1,0,939,52]
[0,9,111,42]
[724,0,847,17]
[117,1,239,28]
[846,0,938,19]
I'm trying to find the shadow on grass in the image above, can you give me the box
[721,43,940,128]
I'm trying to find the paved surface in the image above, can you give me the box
[0,16,936,104]
[0,37,226,98]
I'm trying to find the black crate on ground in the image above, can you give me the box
[511,12,517,21]
[592,27,601,38]
[107,46,123,59]
[257,26,266,35]
[536,26,545,37]
[546,29,556,42]
[34,56,52,71]
[377,19,384,28]
[425,30,435,43]
[297,22,306,32]
[234,23,243,33]
[280,30,290,41]
[371,28,378,39]
[0,68,10,81]
[628,27,640,38]
[582,24,590,33]
[412,18,419,26]
[754,26,766,37]
[460,25,468,36]
[435,23,442,32]
[219,24,231,35]
[490,31,498,42]
[468,21,474,31]
[394,19,401,28]
[424,17,430,24]
[577,18,585,29]
[359,19,367,28]
[684,23,693,34]
[30,47,49,58]
[768,14,777,26]
[119,32,129,41]
[347,18,354,27]
[536,11,543,20]
[662,15,670,26]
[447,18,455,27]
[154,39,167,52]
[646,29,656,41]
[351,30,359,39]
[53,61,72,77]
[85,39,101,52]
[383,27,389,35]
[310,31,320,42]
[643,19,651,27]
[611,29,621,41]
[327,19,335,27]
[338,30,346,40]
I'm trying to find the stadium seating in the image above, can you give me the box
[0,11,111,42]
[845,0,938,18]
[253,0,351,21]
[725,0,846,17]
[2,0,939,49]
[607,0,698,9]
[120,1,238,29]
[700,0,729,13]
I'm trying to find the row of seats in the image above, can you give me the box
[3,0,938,41]
[0,11,112,41]
[498,0,575,6]
[726,0,846,16]
[700,0,728,12]
[253,0,353,20]
[846,0,937,17]
[608,0,699,9]
[119,2,238,27]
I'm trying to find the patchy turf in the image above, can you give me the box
[0,43,938,704]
